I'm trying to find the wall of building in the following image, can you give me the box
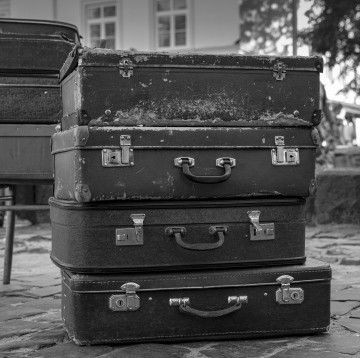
[10,0,53,20]
[193,0,238,51]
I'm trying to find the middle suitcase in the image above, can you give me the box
[50,197,306,273]
[52,126,319,202]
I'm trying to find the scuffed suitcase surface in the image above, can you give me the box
[62,258,331,345]
[0,76,61,123]
[0,124,55,184]
[52,126,319,202]
[50,197,306,273]
[0,18,80,72]
[60,48,322,130]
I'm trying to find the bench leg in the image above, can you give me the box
[3,185,16,284]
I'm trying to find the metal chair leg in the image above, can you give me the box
[3,185,16,284]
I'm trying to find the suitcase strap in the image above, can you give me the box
[174,157,236,184]
[170,296,248,318]
[165,226,228,251]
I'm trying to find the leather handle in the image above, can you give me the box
[170,296,247,318]
[180,158,233,184]
[165,226,227,251]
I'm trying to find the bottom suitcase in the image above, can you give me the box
[62,258,331,345]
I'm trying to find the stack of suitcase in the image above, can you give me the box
[50,48,331,345]
[0,18,80,184]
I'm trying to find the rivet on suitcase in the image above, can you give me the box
[61,258,331,345]
[50,197,306,273]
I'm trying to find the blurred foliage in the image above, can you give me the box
[239,0,294,55]
[299,0,360,96]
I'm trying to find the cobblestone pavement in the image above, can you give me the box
[0,222,359,357]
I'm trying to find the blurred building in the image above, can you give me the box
[0,0,239,53]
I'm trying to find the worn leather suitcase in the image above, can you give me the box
[0,75,62,123]
[50,197,306,273]
[0,18,80,73]
[52,126,319,202]
[0,124,55,184]
[62,258,331,345]
[59,48,323,131]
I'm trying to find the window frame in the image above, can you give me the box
[82,0,121,49]
[155,0,190,51]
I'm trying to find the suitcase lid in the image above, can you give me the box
[59,47,323,83]
[0,18,80,43]
[63,258,331,293]
[51,126,319,153]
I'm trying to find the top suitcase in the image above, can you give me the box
[59,48,323,130]
[0,18,80,73]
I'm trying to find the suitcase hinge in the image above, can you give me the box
[273,61,286,81]
[116,214,145,246]
[271,136,300,166]
[102,135,134,167]
[109,282,140,311]
[247,211,275,241]
[276,275,304,305]
[119,58,134,78]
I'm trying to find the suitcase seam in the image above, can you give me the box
[68,269,331,284]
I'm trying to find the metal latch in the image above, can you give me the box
[247,211,275,241]
[119,58,133,78]
[109,282,140,311]
[273,61,286,81]
[102,135,134,167]
[116,214,145,246]
[276,275,304,305]
[271,136,299,166]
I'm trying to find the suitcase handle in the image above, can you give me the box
[169,296,248,318]
[165,226,227,251]
[174,157,235,184]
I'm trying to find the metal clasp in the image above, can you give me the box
[116,214,145,246]
[271,136,299,166]
[273,61,286,81]
[247,211,275,241]
[174,157,195,167]
[119,58,133,78]
[276,275,304,305]
[109,282,140,311]
[102,135,134,167]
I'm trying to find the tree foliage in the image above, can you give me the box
[239,0,294,55]
[299,0,360,96]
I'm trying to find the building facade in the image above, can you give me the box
[1,0,239,53]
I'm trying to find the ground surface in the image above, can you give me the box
[0,222,359,358]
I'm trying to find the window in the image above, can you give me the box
[86,2,117,49]
[0,0,10,17]
[155,0,189,50]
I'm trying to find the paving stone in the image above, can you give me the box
[331,283,352,292]
[350,310,360,319]
[24,298,61,311]
[339,258,360,265]
[0,339,56,354]
[23,309,62,324]
[0,284,27,293]
[0,296,35,307]
[331,301,360,316]
[337,317,360,334]
[13,277,61,288]
[100,343,190,358]
[310,334,360,355]
[313,256,339,264]
[0,306,46,322]
[0,320,59,339]
[331,288,360,301]
[27,341,113,357]
[29,327,66,343]
[23,286,62,298]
